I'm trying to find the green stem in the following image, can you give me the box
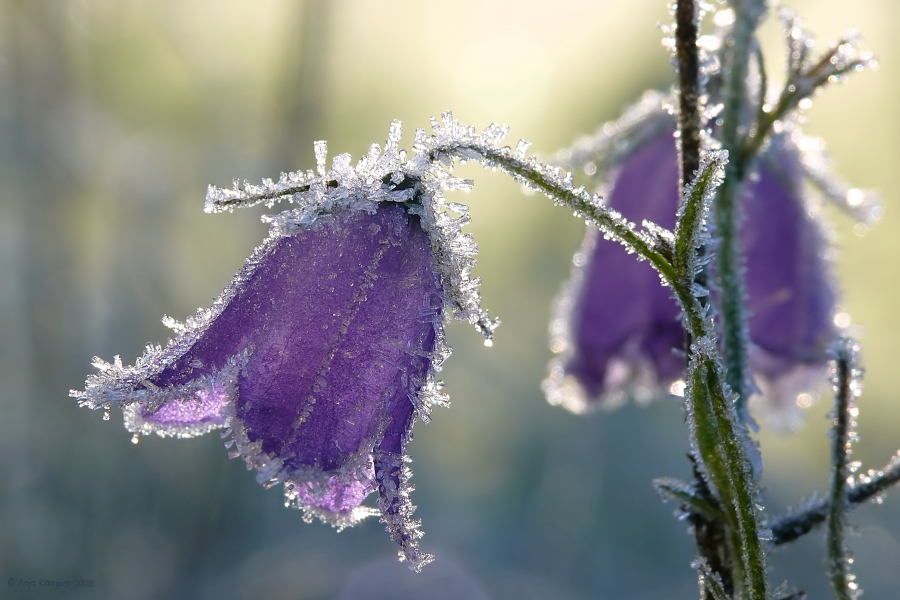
[705,364,767,598]
[686,346,767,598]
[434,143,680,290]
[441,140,768,597]
[717,0,766,417]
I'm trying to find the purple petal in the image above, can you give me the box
[373,384,434,570]
[546,118,837,423]
[124,382,233,438]
[744,142,836,426]
[546,131,683,412]
[75,202,443,567]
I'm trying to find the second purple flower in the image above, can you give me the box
[545,99,842,427]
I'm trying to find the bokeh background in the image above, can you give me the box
[2,1,899,598]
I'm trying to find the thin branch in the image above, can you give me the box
[771,453,900,546]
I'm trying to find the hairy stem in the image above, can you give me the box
[717,0,767,417]
[827,341,856,600]
[674,9,730,595]
[675,0,702,187]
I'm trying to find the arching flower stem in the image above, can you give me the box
[424,142,679,290]
[427,134,767,598]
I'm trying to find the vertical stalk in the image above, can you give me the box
[674,2,768,597]
[827,339,859,599]
[675,0,702,188]
[716,0,767,416]
[674,5,730,597]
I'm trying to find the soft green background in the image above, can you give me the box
[1,1,898,598]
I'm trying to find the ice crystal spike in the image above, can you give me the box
[545,105,837,422]
[71,120,514,570]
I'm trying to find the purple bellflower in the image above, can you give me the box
[544,95,872,427]
[71,122,498,571]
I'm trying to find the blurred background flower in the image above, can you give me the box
[545,111,838,429]
[1,1,899,598]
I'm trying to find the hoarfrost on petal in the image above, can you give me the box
[74,118,521,567]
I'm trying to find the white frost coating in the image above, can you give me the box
[675,149,728,283]
[375,453,434,571]
[413,111,667,272]
[206,117,499,343]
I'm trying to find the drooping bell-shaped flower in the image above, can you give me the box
[71,122,497,571]
[545,99,860,426]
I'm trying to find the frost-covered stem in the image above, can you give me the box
[716,0,766,416]
[771,455,900,546]
[743,39,870,167]
[674,11,730,596]
[474,141,771,596]
[673,148,767,598]
[684,463,734,597]
[697,559,732,600]
[674,0,710,348]
[708,0,766,584]
[690,356,767,599]
[675,0,702,187]
[715,174,749,399]
[429,143,681,289]
[827,340,856,600]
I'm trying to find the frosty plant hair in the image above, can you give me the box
[72,1,900,597]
